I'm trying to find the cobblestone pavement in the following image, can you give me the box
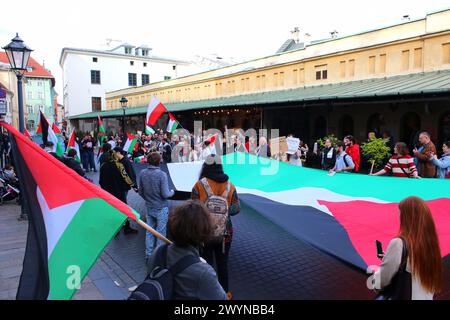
[2,164,449,300]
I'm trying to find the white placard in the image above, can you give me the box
[286,137,300,154]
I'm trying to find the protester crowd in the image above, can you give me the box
[1,122,447,301]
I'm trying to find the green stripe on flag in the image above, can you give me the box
[221,153,450,203]
[47,198,127,300]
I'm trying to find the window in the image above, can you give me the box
[379,54,386,73]
[279,72,285,86]
[93,57,98,62]
[414,48,423,69]
[142,49,149,56]
[91,97,102,111]
[172,65,177,71]
[368,56,375,74]
[27,91,33,100]
[315,65,327,80]
[27,105,33,114]
[128,73,137,86]
[401,50,410,71]
[38,92,44,100]
[164,76,171,80]
[292,69,298,85]
[142,74,150,85]
[91,70,101,84]
[349,59,355,77]
[443,43,450,64]
[125,47,132,54]
[130,61,134,66]
[299,68,304,83]
[37,81,43,87]
[340,61,346,78]
[143,62,147,67]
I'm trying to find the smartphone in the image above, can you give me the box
[376,240,383,259]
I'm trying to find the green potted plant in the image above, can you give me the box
[361,138,392,174]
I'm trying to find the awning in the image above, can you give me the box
[70,69,450,120]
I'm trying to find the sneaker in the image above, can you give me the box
[227,292,233,300]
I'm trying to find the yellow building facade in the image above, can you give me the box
[106,9,450,109]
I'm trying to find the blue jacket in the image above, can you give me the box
[431,153,450,179]
[138,165,174,209]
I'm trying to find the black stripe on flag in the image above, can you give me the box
[10,133,50,300]
[39,111,49,146]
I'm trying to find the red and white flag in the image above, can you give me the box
[146,96,167,126]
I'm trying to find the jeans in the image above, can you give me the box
[201,241,231,292]
[145,207,169,257]
[82,150,96,171]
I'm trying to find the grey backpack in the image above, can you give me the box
[200,178,230,243]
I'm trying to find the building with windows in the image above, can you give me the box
[71,9,450,149]
[60,43,197,118]
[0,53,56,133]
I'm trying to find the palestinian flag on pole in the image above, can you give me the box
[97,115,106,146]
[123,133,138,154]
[133,155,146,164]
[38,111,64,157]
[52,123,62,137]
[1,122,140,300]
[145,125,155,135]
[166,153,450,271]
[66,129,81,162]
[146,96,166,126]
[166,113,178,133]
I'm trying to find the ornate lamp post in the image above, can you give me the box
[119,96,128,135]
[2,33,33,133]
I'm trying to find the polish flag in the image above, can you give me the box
[146,96,167,126]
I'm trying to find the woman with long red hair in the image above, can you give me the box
[372,196,443,299]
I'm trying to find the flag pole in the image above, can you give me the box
[136,219,172,244]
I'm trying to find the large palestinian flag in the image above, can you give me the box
[1,123,140,300]
[166,153,450,270]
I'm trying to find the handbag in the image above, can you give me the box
[376,237,412,300]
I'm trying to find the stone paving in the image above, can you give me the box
[1,164,449,300]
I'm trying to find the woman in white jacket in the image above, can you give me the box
[370,196,443,300]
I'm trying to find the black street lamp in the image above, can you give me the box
[119,96,128,135]
[2,33,33,133]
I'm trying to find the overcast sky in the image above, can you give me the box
[1,0,449,102]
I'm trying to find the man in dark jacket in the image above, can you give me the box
[64,149,85,177]
[98,142,112,165]
[99,150,138,234]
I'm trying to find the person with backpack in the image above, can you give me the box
[329,141,355,174]
[369,196,443,300]
[132,200,227,300]
[429,141,450,179]
[191,155,240,300]
[138,152,174,259]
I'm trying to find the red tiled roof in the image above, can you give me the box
[0,52,54,79]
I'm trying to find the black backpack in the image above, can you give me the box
[128,244,199,300]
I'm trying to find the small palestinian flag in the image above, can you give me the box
[66,128,81,162]
[166,113,178,133]
[52,123,62,137]
[123,134,138,154]
[145,125,155,135]
[146,96,166,126]
[1,122,141,300]
[133,155,146,164]
[97,115,105,146]
[39,112,64,157]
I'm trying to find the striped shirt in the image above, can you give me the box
[383,155,417,177]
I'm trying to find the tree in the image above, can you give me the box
[361,138,391,174]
